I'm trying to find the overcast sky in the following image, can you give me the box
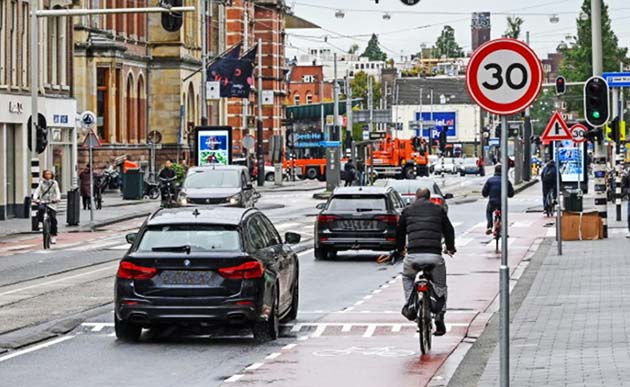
[286,0,630,62]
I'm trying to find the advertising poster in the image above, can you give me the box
[555,141,584,183]
[195,126,232,166]
[416,112,457,139]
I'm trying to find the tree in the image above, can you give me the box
[433,26,464,58]
[348,43,359,55]
[361,34,387,61]
[349,71,382,109]
[558,0,628,112]
[529,88,556,135]
[503,16,524,39]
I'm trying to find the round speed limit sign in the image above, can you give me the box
[466,38,543,115]
[570,123,588,143]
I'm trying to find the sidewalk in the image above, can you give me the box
[0,192,160,239]
[450,214,630,386]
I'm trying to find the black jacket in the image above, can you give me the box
[158,168,176,180]
[396,199,455,255]
[482,174,515,205]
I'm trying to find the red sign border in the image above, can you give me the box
[540,111,572,143]
[466,38,543,116]
[570,123,588,144]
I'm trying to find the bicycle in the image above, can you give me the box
[159,176,177,208]
[413,267,433,355]
[543,190,556,217]
[493,209,502,254]
[36,201,54,249]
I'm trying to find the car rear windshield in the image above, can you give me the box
[184,170,240,189]
[137,225,242,252]
[327,195,387,212]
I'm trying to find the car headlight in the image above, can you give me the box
[178,191,189,205]
[227,193,241,205]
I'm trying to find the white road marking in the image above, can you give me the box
[290,323,303,332]
[0,336,74,363]
[245,363,264,371]
[512,221,532,228]
[391,324,402,332]
[275,222,299,231]
[0,264,117,297]
[107,244,130,251]
[282,343,297,351]
[224,375,244,383]
[311,325,327,338]
[82,322,110,332]
[265,352,282,360]
[353,300,364,306]
[0,244,36,253]
[372,289,382,294]
[362,295,373,300]
[341,324,352,332]
[457,238,473,247]
[451,222,463,228]
[362,325,377,338]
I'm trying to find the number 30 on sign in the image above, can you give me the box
[466,38,543,116]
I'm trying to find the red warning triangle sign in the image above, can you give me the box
[541,111,572,143]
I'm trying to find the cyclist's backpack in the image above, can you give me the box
[542,166,555,184]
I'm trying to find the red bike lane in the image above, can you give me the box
[222,213,549,387]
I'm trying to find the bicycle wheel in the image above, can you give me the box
[418,294,431,355]
[42,217,51,250]
[422,291,432,352]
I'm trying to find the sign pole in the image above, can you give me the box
[88,131,95,227]
[499,115,510,387]
[555,143,562,255]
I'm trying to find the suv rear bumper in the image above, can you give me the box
[317,236,396,251]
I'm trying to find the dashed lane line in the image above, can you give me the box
[0,336,74,363]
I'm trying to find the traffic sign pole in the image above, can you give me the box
[466,38,543,387]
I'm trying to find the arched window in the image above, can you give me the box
[126,73,136,143]
[293,94,300,106]
[186,83,196,127]
[137,75,146,142]
[306,94,313,105]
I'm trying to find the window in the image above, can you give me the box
[327,195,387,212]
[137,225,242,252]
[9,0,16,86]
[293,94,300,105]
[0,0,6,85]
[96,68,110,141]
[20,2,28,88]
[302,75,314,83]
[47,15,58,85]
[306,94,313,105]
[244,216,269,252]
[259,215,281,246]
[57,12,67,86]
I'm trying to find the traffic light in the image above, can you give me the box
[439,130,447,153]
[608,116,620,142]
[285,127,293,148]
[555,76,566,96]
[583,76,610,127]
[160,0,183,32]
[27,113,48,154]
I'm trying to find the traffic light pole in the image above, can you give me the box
[29,0,40,231]
[591,0,608,238]
[256,39,264,187]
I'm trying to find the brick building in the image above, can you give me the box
[287,64,333,106]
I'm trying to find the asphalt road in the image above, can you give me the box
[0,175,542,387]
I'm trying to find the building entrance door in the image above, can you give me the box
[6,124,17,218]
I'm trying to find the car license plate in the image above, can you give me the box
[338,220,379,230]
[161,270,215,285]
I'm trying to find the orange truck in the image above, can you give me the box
[370,135,430,179]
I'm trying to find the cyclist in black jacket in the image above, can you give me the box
[482,164,515,234]
[396,188,456,336]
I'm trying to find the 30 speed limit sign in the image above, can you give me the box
[570,123,588,143]
[466,38,543,115]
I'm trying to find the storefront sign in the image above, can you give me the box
[416,112,457,138]
[8,101,23,114]
[195,126,233,166]
[53,114,69,124]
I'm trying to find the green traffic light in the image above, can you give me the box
[592,111,601,119]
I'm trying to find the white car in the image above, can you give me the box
[433,157,457,175]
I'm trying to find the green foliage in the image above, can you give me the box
[433,26,464,58]
[529,89,556,135]
[348,43,360,55]
[503,16,524,39]
[558,0,629,112]
[360,34,387,61]
[350,71,382,108]
[171,163,187,184]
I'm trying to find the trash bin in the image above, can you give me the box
[122,169,144,200]
[563,188,583,212]
[66,189,81,226]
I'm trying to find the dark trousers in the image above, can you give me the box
[38,208,58,236]
[486,202,501,229]
[82,195,91,210]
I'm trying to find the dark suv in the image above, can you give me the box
[314,186,406,260]
[114,206,301,342]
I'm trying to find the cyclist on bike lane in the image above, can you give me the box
[396,188,456,336]
[158,159,177,202]
[540,159,560,214]
[33,170,61,244]
[482,164,515,235]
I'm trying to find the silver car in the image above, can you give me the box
[384,178,453,213]
[178,165,259,208]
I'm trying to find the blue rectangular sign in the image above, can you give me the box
[602,72,630,87]
[320,141,341,148]
[415,112,457,139]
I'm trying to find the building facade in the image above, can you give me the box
[0,0,77,220]
[287,64,333,106]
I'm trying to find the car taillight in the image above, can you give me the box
[416,282,429,292]
[218,261,264,279]
[318,215,338,223]
[430,197,444,206]
[116,261,158,280]
[376,215,399,225]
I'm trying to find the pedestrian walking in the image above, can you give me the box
[356,159,365,186]
[79,164,96,210]
[344,158,356,187]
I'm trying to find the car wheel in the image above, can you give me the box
[402,166,415,180]
[327,249,337,260]
[283,269,299,322]
[460,171,465,177]
[314,247,328,261]
[266,173,275,182]
[253,288,279,342]
[115,316,142,342]
[306,167,319,180]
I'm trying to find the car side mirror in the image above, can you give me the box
[285,232,301,245]
[315,202,326,210]
[125,233,137,244]
[444,193,454,200]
